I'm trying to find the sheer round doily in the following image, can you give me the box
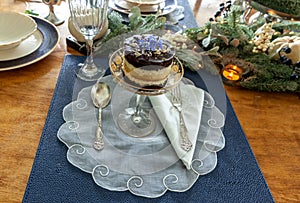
[57,76,225,198]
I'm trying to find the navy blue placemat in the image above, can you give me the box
[23,55,274,203]
[23,1,274,202]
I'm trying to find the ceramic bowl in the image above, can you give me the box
[0,12,37,50]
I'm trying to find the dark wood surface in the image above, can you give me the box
[0,0,299,202]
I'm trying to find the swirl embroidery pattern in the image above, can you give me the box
[57,76,225,198]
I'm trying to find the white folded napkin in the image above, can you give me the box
[149,82,204,169]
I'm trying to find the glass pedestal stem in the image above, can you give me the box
[132,94,147,124]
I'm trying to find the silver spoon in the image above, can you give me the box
[91,82,111,150]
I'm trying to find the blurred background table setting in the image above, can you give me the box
[0,0,299,202]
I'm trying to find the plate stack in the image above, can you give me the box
[110,0,177,16]
[0,12,39,61]
[0,12,60,71]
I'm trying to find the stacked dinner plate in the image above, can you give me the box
[0,12,60,71]
[109,0,177,16]
[0,12,40,62]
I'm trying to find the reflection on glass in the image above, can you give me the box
[68,0,109,81]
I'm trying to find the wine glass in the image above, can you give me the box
[42,0,65,26]
[68,0,109,81]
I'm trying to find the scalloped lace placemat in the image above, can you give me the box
[57,76,225,198]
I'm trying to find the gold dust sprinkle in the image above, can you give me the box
[115,56,122,65]
[111,63,117,72]
[172,64,179,72]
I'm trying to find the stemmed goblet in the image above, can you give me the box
[68,0,109,81]
[109,48,184,138]
[42,0,65,26]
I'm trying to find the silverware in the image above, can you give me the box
[171,85,193,152]
[91,82,111,150]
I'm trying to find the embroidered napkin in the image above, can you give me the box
[149,82,204,169]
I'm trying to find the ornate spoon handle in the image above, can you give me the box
[94,107,104,150]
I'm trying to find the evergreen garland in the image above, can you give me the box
[184,4,300,92]
[102,5,300,92]
[239,54,300,91]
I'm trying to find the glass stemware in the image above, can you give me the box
[68,0,109,81]
[117,93,156,138]
[42,0,65,26]
[109,48,184,137]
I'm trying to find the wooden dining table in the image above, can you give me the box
[0,0,299,202]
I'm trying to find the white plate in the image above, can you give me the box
[124,0,165,5]
[115,0,165,13]
[0,16,60,71]
[109,0,177,16]
[0,30,43,61]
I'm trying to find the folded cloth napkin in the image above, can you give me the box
[149,82,204,169]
